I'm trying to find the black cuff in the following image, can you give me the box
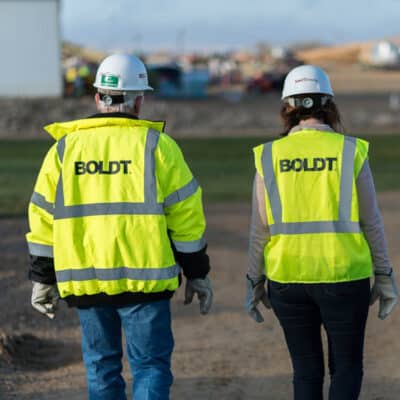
[246,274,266,288]
[172,244,211,280]
[375,268,393,277]
[29,256,56,284]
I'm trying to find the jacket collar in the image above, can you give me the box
[87,112,139,120]
[44,114,166,141]
[289,123,334,135]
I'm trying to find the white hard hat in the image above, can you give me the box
[94,54,153,91]
[281,65,333,100]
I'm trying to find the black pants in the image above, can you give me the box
[268,278,370,400]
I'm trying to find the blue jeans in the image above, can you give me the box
[77,299,174,400]
[269,278,370,400]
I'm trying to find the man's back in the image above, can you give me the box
[27,114,207,305]
[27,54,213,400]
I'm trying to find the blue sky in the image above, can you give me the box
[61,0,400,52]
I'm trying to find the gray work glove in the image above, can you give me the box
[184,277,213,315]
[245,275,271,323]
[31,282,59,320]
[370,272,398,320]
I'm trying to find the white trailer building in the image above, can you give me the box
[0,0,62,97]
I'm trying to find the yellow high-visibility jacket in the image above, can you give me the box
[254,129,373,283]
[27,116,206,298]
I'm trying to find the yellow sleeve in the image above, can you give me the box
[26,143,61,257]
[156,133,206,253]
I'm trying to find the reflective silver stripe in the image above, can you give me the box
[339,136,356,221]
[55,137,67,217]
[28,242,54,258]
[55,264,181,282]
[144,128,160,205]
[261,136,360,237]
[31,192,54,215]
[54,128,163,220]
[57,136,66,162]
[172,236,206,253]
[262,142,282,224]
[164,178,199,208]
[55,202,164,219]
[55,172,65,217]
[270,221,361,235]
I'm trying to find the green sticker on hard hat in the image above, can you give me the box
[101,74,119,88]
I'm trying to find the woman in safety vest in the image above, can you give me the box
[245,64,398,400]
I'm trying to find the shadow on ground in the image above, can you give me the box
[0,332,81,371]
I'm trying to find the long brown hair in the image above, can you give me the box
[280,97,344,136]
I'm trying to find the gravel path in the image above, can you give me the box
[1,195,399,399]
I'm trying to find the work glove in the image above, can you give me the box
[370,271,398,320]
[184,277,213,315]
[31,282,59,320]
[245,274,271,323]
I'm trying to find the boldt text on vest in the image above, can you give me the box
[279,157,337,173]
[74,160,132,175]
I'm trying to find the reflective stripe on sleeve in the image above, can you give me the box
[55,264,181,282]
[164,178,199,208]
[31,192,54,215]
[27,242,54,258]
[269,221,361,235]
[172,236,206,253]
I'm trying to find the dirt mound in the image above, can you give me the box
[296,42,369,65]
[0,330,81,371]
[63,41,107,64]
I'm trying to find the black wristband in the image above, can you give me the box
[246,274,266,288]
[375,268,393,277]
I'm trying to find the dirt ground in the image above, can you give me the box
[1,194,400,400]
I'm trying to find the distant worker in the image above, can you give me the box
[65,65,78,97]
[245,64,398,399]
[27,53,213,400]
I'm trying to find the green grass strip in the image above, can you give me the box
[0,135,399,217]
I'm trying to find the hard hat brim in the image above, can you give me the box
[93,83,154,91]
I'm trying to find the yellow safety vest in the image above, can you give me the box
[254,129,373,283]
[26,117,206,298]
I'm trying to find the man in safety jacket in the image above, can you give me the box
[27,53,213,400]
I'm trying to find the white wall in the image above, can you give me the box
[0,0,62,97]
